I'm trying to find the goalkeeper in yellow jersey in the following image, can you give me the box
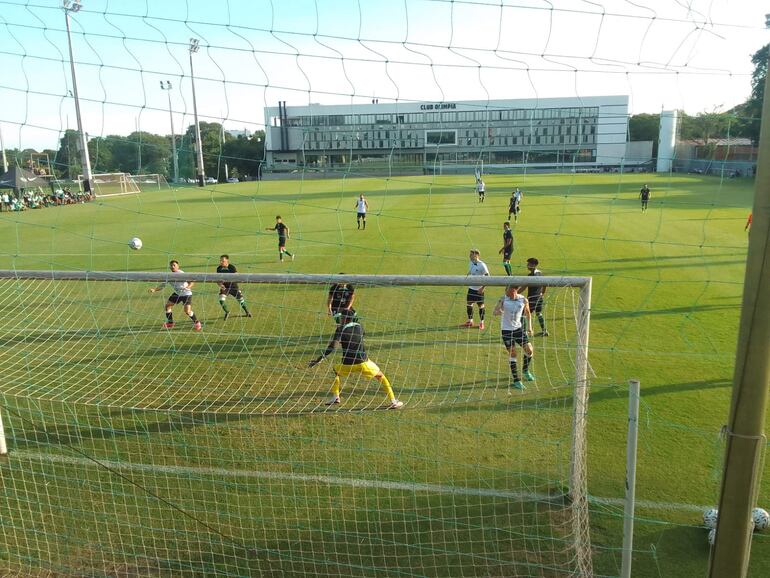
[308,309,403,409]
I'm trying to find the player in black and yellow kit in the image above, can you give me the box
[216,254,252,320]
[308,309,403,409]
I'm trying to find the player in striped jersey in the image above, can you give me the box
[463,249,490,330]
[493,285,534,390]
[149,260,202,331]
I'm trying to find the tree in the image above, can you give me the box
[729,43,768,143]
[628,113,660,157]
[222,131,265,180]
[88,137,114,174]
[54,129,82,180]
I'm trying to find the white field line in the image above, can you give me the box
[9,449,705,513]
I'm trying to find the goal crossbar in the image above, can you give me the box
[0,270,591,288]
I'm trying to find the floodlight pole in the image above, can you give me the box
[709,51,770,577]
[63,0,92,194]
[189,39,205,187]
[160,81,179,184]
[0,124,8,173]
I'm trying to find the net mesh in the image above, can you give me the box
[0,0,767,576]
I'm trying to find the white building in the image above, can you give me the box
[264,96,631,171]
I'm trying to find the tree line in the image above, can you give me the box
[4,122,265,183]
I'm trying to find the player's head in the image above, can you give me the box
[503,221,510,229]
[169,260,180,271]
[505,285,519,298]
[526,257,539,270]
[469,249,480,261]
[219,254,229,266]
[359,194,364,199]
[275,215,282,222]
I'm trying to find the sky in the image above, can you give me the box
[0,0,767,151]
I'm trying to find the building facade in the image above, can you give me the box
[264,96,629,171]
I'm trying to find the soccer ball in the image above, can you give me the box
[752,507,770,531]
[128,237,143,250]
[703,508,718,529]
[708,528,716,546]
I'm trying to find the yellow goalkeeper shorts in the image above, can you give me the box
[333,360,381,379]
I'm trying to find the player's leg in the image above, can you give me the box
[357,214,361,229]
[532,298,547,335]
[464,294,476,326]
[478,303,485,330]
[503,255,512,276]
[218,288,230,320]
[504,334,524,389]
[522,341,535,381]
[235,290,251,317]
[326,364,348,404]
[164,299,175,328]
[362,214,366,229]
[183,300,201,330]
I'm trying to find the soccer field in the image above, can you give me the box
[0,172,766,577]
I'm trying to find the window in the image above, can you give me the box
[425,130,457,145]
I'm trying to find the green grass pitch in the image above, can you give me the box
[0,172,766,577]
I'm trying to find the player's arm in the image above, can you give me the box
[148,283,165,294]
[265,225,275,231]
[285,226,290,238]
[523,300,533,335]
[345,288,355,310]
[309,327,343,366]
[493,297,505,316]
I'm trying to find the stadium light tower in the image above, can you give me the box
[160,81,179,184]
[189,38,205,187]
[62,0,93,195]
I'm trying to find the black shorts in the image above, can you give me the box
[528,296,544,314]
[510,204,520,214]
[220,286,243,299]
[503,250,512,260]
[168,293,192,306]
[357,212,366,219]
[278,237,287,248]
[502,328,529,348]
[467,288,485,305]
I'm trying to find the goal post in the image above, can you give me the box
[132,174,170,191]
[79,172,140,197]
[0,270,593,577]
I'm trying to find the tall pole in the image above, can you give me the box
[189,38,205,187]
[0,123,8,173]
[708,49,770,578]
[63,0,92,194]
[160,81,178,184]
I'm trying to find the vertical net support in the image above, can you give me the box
[0,409,7,456]
[570,278,593,576]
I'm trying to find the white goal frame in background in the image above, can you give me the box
[78,172,141,197]
[0,270,593,576]
[132,174,169,190]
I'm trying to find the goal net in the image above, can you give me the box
[132,174,170,191]
[0,271,592,577]
[80,172,141,197]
